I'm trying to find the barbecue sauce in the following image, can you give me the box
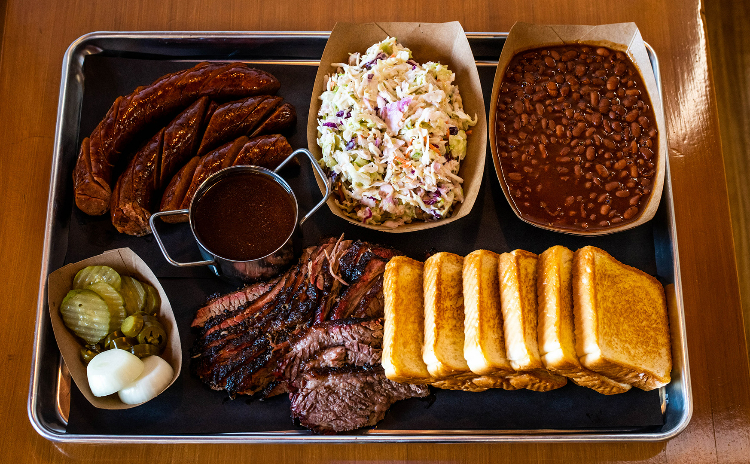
[192,172,296,261]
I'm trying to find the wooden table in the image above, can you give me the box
[2,0,748,462]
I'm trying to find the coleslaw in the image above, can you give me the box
[316,37,477,228]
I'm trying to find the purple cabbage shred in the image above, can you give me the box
[449,126,458,135]
[363,52,388,70]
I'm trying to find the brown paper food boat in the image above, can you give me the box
[489,22,667,235]
[307,21,487,233]
[47,248,181,409]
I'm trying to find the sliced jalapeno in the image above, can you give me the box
[103,330,124,348]
[107,336,135,351]
[80,346,100,365]
[131,343,160,358]
[137,323,167,351]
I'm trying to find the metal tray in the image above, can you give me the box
[29,31,691,443]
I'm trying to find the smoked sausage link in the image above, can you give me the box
[110,97,210,236]
[73,62,281,216]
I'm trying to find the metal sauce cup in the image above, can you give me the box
[149,148,331,283]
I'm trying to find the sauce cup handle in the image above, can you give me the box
[274,148,332,226]
[149,209,216,267]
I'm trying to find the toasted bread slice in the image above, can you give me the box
[382,256,432,384]
[462,250,519,390]
[499,249,567,391]
[463,250,515,376]
[573,246,672,391]
[423,252,475,381]
[537,246,631,395]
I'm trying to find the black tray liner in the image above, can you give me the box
[63,55,664,435]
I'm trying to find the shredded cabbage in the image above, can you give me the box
[317,37,477,228]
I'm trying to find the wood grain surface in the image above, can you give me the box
[1,0,749,462]
[705,0,750,365]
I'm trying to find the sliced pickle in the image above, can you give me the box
[120,276,146,315]
[60,289,111,344]
[86,282,127,333]
[121,314,145,338]
[73,266,121,291]
[141,282,161,316]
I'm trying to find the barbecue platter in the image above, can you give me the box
[29,23,690,442]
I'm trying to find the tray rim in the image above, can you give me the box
[28,29,692,444]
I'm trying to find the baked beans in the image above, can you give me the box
[494,45,658,231]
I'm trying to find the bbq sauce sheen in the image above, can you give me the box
[193,173,296,261]
[495,45,658,231]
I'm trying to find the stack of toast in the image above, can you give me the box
[382,245,672,394]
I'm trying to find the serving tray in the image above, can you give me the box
[29,31,691,443]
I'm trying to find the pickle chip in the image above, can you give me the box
[141,282,161,316]
[120,276,146,315]
[86,282,127,333]
[60,289,112,344]
[73,265,122,291]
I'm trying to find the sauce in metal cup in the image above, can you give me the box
[192,170,297,261]
[150,148,331,283]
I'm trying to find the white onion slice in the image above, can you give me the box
[117,356,174,405]
[87,349,144,397]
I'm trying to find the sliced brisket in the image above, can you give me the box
[279,318,384,387]
[190,237,427,432]
[290,364,429,433]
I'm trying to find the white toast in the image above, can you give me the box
[498,249,567,392]
[423,252,479,386]
[573,246,672,391]
[463,250,518,390]
[382,256,432,384]
[537,246,631,395]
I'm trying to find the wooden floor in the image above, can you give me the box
[705,1,750,354]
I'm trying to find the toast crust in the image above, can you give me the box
[382,256,432,384]
[573,246,672,390]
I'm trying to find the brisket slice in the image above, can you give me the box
[191,277,280,328]
[278,318,384,388]
[290,364,429,433]
[192,244,320,328]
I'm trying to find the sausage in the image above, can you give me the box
[74,62,281,216]
[157,134,292,223]
[160,97,210,187]
[158,156,200,224]
[249,103,297,138]
[110,97,210,236]
[196,96,282,156]
[233,133,293,169]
